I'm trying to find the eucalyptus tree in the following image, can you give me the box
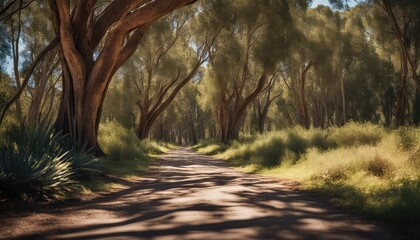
[0,0,57,126]
[370,0,420,126]
[286,5,340,128]
[128,11,212,140]
[332,0,420,126]
[22,2,60,124]
[198,0,297,144]
[44,0,197,154]
[253,73,283,133]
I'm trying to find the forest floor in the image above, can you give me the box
[0,148,408,240]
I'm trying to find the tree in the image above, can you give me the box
[198,0,296,143]
[130,12,212,139]
[332,0,420,126]
[47,0,197,155]
[371,0,420,126]
[254,73,283,133]
[0,1,59,125]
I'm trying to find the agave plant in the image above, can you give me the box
[0,122,101,201]
[0,148,77,200]
[60,137,102,179]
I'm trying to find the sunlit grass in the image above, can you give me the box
[196,123,420,228]
[78,120,170,193]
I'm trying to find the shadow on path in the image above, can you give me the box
[0,148,405,240]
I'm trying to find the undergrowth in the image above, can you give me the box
[89,120,171,190]
[194,122,420,230]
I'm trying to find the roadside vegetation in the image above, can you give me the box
[0,120,169,203]
[194,122,420,229]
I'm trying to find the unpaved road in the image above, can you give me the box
[0,148,406,240]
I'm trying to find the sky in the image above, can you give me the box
[311,0,357,8]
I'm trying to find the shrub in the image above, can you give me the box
[98,120,170,177]
[0,122,101,201]
[194,139,227,155]
[286,132,309,154]
[252,136,285,166]
[61,140,101,179]
[397,128,419,151]
[11,123,101,179]
[0,148,77,201]
[366,156,393,177]
[330,122,384,146]
[310,132,334,150]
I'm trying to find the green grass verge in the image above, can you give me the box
[79,120,170,194]
[195,123,420,234]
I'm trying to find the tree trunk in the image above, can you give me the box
[299,61,312,129]
[48,0,196,155]
[339,62,346,126]
[395,48,409,127]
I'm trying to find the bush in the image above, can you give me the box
[330,122,384,146]
[0,123,99,201]
[0,148,76,201]
[310,132,335,150]
[98,120,168,161]
[194,139,227,155]
[286,132,309,154]
[397,128,419,151]
[97,120,169,177]
[366,156,393,177]
[221,134,285,167]
[252,136,285,166]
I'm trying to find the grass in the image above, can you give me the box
[195,122,420,232]
[80,120,171,193]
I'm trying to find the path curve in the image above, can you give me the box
[0,148,405,240]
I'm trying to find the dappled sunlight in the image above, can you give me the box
[0,148,402,240]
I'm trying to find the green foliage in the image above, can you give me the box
[286,132,309,154]
[217,133,287,167]
[0,123,100,201]
[0,148,76,201]
[99,120,167,161]
[209,123,420,227]
[98,120,169,177]
[396,127,420,151]
[193,139,227,155]
[330,122,384,146]
[0,23,11,72]
[310,132,335,150]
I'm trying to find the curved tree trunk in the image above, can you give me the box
[48,0,196,155]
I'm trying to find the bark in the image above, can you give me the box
[257,74,281,133]
[298,61,313,129]
[48,0,196,155]
[339,61,346,126]
[218,74,269,144]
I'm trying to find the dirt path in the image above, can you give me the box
[0,148,405,240]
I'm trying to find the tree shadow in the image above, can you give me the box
[1,148,407,240]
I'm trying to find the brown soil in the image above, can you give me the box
[0,147,407,240]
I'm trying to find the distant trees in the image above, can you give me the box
[1,0,420,149]
[198,0,296,143]
[130,12,211,140]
